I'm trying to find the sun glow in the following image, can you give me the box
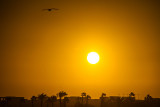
[87,52,99,64]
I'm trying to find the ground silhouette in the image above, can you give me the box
[0,91,160,107]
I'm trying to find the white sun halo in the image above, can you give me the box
[87,52,99,64]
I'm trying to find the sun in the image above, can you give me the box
[87,52,100,64]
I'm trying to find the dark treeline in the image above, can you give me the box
[0,91,160,107]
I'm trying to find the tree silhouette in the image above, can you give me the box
[129,92,135,102]
[86,95,91,106]
[57,91,68,107]
[100,93,106,107]
[50,95,57,107]
[145,94,153,103]
[31,96,36,107]
[81,92,86,104]
[101,93,106,97]
[38,93,47,107]
[129,92,135,97]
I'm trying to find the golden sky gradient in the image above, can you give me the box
[0,0,160,99]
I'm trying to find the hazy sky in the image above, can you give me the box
[0,0,160,99]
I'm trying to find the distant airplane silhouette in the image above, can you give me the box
[42,8,59,11]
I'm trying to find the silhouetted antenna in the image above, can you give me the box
[42,8,59,11]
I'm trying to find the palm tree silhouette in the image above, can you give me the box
[86,95,91,106]
[129,92,135,102]
[100,93,106,107]
[57,91,68,107]
[31,96,36,107]
[81,92,86,104]
[129,92,135,97]
[38,93,47,107]
[145,94,153,102]
[50,95,57,107]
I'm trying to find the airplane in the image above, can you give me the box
[42,8,59,11]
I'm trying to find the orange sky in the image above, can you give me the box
[0,0,160,99]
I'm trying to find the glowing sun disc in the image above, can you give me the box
[87,52,99,64]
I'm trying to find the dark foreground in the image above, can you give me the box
[1,92,160,107]
[1,96,160,107]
